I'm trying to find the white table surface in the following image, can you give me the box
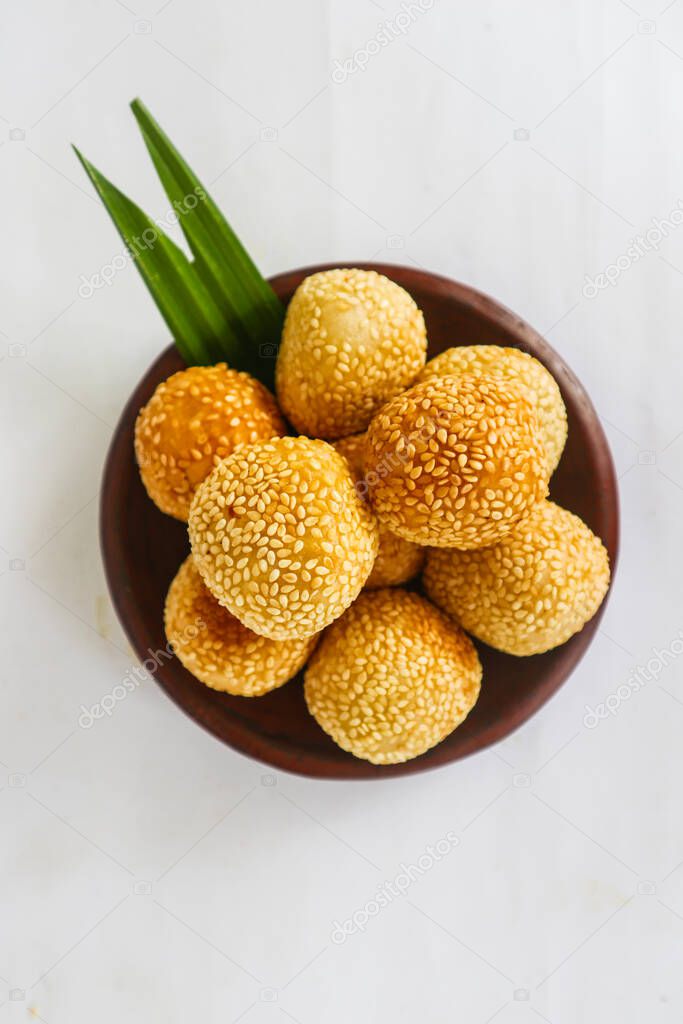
[1,0,682,1020]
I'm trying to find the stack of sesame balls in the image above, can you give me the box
[135,268,611,765]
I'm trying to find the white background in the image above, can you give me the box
[1,0,682,1020]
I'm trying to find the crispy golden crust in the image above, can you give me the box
[365,529,425,590]
[304,589,481,764]
[423,500,611,656]
[135,364,286,520]
[334,433,425,588]
[164,557,317,695]
[364,374,549,549]
[418,345,567,474]
[276,269,427,440]
[188,437,379,641]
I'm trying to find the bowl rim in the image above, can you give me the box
[100,262,619,779]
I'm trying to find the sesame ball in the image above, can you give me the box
[276,268,427,439]
[189,436,379,641]
[135,364,286,520]
[334,433,425,589]
[418,345,567,474]
[364,374,549,549]
[423,501,611,656]
[164,556,317,695]
[365,528,425,590]
[304,589,481,764]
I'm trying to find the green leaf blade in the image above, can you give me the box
[129,99,284,347]
[135,129,253,348]
[73,146,245,367]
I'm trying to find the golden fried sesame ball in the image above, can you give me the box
[334,433,424,588]
[304,589,481,764]
[189,436,379,641]
[419,346,567,474]
[365,529,425,590]
[164,557,317,695]
[276,268,427,439]
[135,364,286,520]
[423,501,611,656]
[364,374,549,549]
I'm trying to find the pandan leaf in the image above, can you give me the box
[73,146,246,368]
[130,99,284,373]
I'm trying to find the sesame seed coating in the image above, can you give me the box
[276,269,427,440]
[334,433,425,588]
[423,500,611,656]
[418,345,567,474]
[164,556,317,695]
[304,589,482,764]
[135,364,286,521]
[364,374,549,549]
[188,436,379,641]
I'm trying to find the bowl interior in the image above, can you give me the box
[101,263,619,779]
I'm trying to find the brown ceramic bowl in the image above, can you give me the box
[101,263,619,779]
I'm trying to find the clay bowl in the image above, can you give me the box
[101,263,619,779]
